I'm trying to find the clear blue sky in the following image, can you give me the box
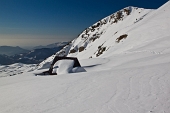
[0,0,168,47]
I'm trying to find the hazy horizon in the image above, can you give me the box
[0,0,167,47]
[0,34,72,48]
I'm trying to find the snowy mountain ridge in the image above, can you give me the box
[37,6,154,69]
[57,6,153,58]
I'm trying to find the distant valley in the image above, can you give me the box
[0,42,68,65]
[0,46,29,56]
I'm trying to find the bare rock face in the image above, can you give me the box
[96,46,106,57]
[79,46,85,52]
[116,34,128,43]
[69,49,77,54]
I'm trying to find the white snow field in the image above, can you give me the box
[1,1,170,113]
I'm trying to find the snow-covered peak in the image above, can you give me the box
[37,1,170,70]
[36,6,154,69]
[66,7,153,57]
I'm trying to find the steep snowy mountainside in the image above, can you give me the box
[67,1,170,59]
[37,6,154,69]
[37,1,170,70]
[67,7,153,58]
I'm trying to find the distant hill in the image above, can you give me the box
[0,43,68,65]
[11,47,63,64]
[0,46,29,56]
[33,42,68,49]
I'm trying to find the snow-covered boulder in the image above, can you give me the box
[53,60,74,75]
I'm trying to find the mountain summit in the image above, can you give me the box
[38,1,170,69]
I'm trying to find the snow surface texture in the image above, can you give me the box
[1,1,170,113]
[0,63,35,77]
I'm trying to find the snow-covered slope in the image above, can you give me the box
[37,6,155,69]
[0,63,35,77]
[37,0,169,69]
[0,1,170,113]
